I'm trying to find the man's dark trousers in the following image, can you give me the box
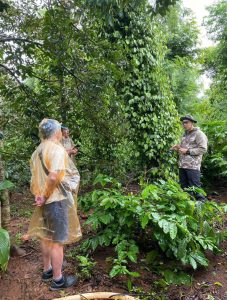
[179,168,205,201]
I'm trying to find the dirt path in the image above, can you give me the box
[0,187,226,300]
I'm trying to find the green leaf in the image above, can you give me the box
[128,253,137,263]
[0,229,10,271]
[128,271,140,278]
[146,250,158,264]
[151,212,161,222]
[191,252,209,267]
[163,270,191,285]
[93,174,113,187]
[169,223,178,239]
[76,255,89,265]
[177,239,188,259]
[141,184,159,200]
[189,256,197,269]
[85,215,100,230]
[0,180,14,191]
[158,219,170,234]
[99,213,114,224]
[127,243,139,262]
[109,265,128,277]
[140,214,149,229]
[127,279,133,292]
[203,221,212,235]
[91,238,99,251]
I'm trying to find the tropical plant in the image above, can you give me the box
[76,255,97,280]
[79,175,227,277]
[0,228,10,271]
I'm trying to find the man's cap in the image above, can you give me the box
[180,114,197,123]
[61,125,69,130]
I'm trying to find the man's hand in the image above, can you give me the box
[68,148,78,156]
[35,195,46,206]
[170,144,180,151]
[178,147,189,155]
[71,148,78,155]
[21,234,29,241]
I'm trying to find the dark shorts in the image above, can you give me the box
[43,199,69,243]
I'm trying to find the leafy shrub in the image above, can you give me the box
[0,137,32,187]
[76,255,97,280]
[202,120,227,181]
[204,152,227,179]
[79,175,227,277]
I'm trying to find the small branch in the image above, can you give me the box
[0,37,43,47]
[0,64,38,105]
[61,63,84,83]
[31,73,60,83]
[0,63,24,87]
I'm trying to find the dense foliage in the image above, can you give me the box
[0,0,225,187]
[194,0,227,181]
[79,175,227,278]
[103,3,179,178]
[0,0,198,184]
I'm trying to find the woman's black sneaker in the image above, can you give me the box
[42,269,53,282]
[49,275,77,291]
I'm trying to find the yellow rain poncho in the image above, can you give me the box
[28,140,82,244]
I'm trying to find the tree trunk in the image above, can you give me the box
[0,139,10,229]
[1,190,10,229]
[58,69,67,123]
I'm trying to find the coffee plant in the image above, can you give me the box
[79,175,227,277]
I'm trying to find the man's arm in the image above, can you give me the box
[188,132,208,156]
[35,146,66,206]
[35,171,64,206]
[70,138,75,149]
[70,138,78,156]
[44,171,63,198]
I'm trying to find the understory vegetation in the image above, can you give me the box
[78,175,227,283]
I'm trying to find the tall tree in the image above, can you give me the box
[0,0,125,179]
[203,0,227,120]
[96,1,180,178]
[162,3,200,113]
[0,0,184,182]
